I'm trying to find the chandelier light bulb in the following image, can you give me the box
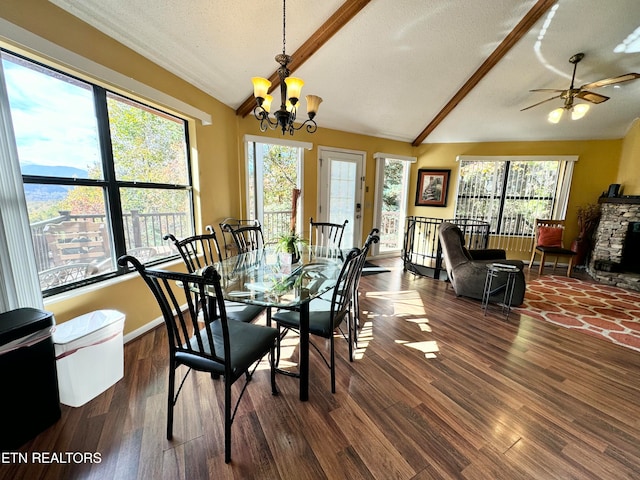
[251,77,271,100]
[306,95,323,117]
[262,94,273,113]
[284,77,304,103]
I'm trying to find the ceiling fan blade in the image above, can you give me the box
[520,95,562,111]
[529,88,565,93]
[580,73,640,90]
[576,90,609,104]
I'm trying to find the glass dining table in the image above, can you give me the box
[202,246,345,401]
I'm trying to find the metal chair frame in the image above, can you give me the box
[117,255,278,464]
[309,217,348,250]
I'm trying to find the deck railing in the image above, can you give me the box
[31,210,189,270]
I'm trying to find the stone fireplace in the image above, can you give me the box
[587,198,640,291]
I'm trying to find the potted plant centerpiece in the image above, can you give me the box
[277,229,306,264]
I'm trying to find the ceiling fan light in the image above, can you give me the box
[571,103,590,120]
[252,77,271,100]
[548,108,564,124]
[285,77,304,103]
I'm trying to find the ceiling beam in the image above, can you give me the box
[236,0,372,118]
[411,0,557,146]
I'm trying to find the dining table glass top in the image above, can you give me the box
[207,246,345,309]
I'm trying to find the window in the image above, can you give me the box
[1,50,194,295]
[245,136,308,244]
[372,153,415,255]
[454,156,576,250]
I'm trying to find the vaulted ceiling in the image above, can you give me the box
[50,0,640,145]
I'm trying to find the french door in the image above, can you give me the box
[372,157,411,255]
[246,137,306,244]
[317,148,365,249]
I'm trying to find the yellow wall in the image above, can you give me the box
[0,0,240,333]
[411,139,622,255]
[0,0,632,337]
[617,118,640,195]
[236,115,413,243]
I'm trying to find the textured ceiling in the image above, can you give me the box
[50,0,640,144]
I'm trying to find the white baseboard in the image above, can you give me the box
[122,303,187,344]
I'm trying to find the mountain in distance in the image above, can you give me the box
[21,164,88,179]
[21,164,89,203]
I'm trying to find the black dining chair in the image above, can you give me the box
[352,229,380,341]
[216,218,259,258]
[164,231,265,324]
[219,220,265,254]
[117,255,278,464]
[309,217,348,250]
[271,247,364,393]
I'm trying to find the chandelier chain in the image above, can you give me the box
[251,0,320,135]
[282,0,286,56]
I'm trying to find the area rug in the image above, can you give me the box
[514,275,640,353]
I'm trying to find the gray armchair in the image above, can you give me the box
[438,222,526,306]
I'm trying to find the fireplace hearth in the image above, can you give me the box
[588,198,640,291]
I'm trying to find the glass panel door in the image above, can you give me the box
[373,157,410,255]
[318,149,364,248]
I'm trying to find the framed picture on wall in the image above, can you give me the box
[415,169,450,207]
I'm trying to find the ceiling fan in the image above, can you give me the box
[521,52,640,123]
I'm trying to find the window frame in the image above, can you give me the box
[454,155,577,241]
[2,48,195,297]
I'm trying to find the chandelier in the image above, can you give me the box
[251,0,322,135]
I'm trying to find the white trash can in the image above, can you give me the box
[53,310,125,407]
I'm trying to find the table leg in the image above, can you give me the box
[299,301,309,401]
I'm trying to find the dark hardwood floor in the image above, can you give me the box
[3,258,640,479]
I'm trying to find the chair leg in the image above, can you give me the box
[167,366,175,440]
[270,346,278,396]
[330,335,336,394]
[224,380,232,464]
[529,249,537,269]
[538,252,546,275]
[347,310,354,363]
[567,256,573,277]
[353,292,360,346]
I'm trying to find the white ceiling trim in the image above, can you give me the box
[243,135,312,150]
[374,152,417,163]
[456,155,579,163]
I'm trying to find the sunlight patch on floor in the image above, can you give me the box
[366,290,439,358]
[354,319,373,360]
[395,339,440,358]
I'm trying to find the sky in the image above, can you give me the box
[2,53,101,172]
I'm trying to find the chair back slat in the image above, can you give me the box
[217,219,258,257]
[355,228,380,288]
[164,232,222,272]
[309,217,348,250]
[118,255,226,364]
[330,248,364,329]
[220,222,265,254]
